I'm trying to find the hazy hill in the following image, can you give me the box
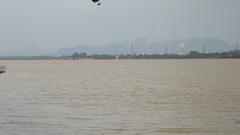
[53,37,234,56]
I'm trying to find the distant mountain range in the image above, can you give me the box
[53,37,236,56]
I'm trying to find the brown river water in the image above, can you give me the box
[0,60,240,135]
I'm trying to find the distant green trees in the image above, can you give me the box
[71,52,80,59]
[71,52,87,59]
[186,50,240,59]
[67,50,240,60]
[220,50,240,58]
[2,50,238,60]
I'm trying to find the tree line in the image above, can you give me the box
[65,50,240,59]
[0,50,240,60]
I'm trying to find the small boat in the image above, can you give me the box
[0,66,5,74]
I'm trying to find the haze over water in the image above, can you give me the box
[0,60,240,135]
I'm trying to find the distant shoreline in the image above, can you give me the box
[1,57,240,60]
[1,50,240,60]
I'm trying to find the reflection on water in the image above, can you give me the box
[0,60,240,135]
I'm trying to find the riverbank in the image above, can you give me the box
[0,50,240,60]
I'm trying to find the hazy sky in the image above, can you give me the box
[0,0,240,55]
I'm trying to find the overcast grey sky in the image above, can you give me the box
[0,0,240,55]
